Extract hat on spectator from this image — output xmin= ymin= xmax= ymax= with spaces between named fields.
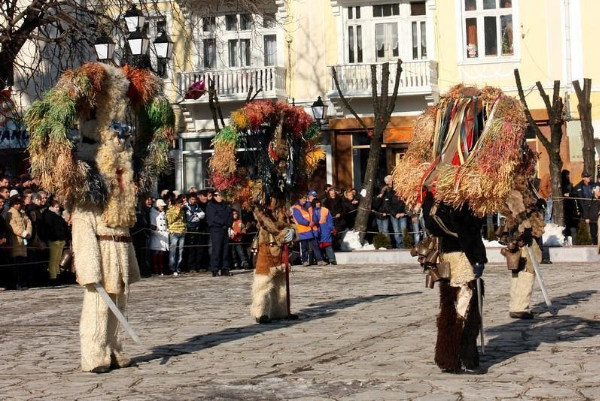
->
xmin=307 ymin=189 xmax=318 ymax=197
xmin=582 ymin=171 xmax=591 ymax=178
xmin=155 ymin=199 xmax=167 ymax=208
xmin=9 ymin=189 xmax=19 ymax=198
xmin=198 ymin=189 xmax=209 ymax=196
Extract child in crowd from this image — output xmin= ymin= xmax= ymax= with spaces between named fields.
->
xmin=312 ymin=198 xmax=336 ymax=265
xmin=230 ymin=209 xmax=250 ymax=269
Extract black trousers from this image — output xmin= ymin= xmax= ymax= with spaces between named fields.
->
xmin=210 ymin=227 xmax=231 ymax=272
xmin=184 ymin=231 xmax=205 ymax=271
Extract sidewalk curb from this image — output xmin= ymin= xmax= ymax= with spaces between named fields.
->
xmin=335 ymin=246 xmax=600 ymax=264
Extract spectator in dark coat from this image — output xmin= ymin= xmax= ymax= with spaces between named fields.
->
xmin=196 ymin=190 xmax=210 ymax=270
xmin=342 ymin=189 xmax=359 ymax=230
xmin=561 ymin=169 xmax=580 ymax=243
xmin=573 ymin=171 xmax=594 ymax=221
xmin=0 ymin=197 xmax=8 ymax=288
xmin=372 ymin=176 xmax=394 ymax=238
xmin=133 ymin=196 xmax=153 ymax=277
xmin=388 ymin=185 xmax=408 ymax=249
xmin=43 ymin=199 xmax=68 ymax=283
xmin=184 ymin=192 xmax=206 ymax=272
xmin=584 ymin=186 xmax=600 ymax=245
xmin=206 ymin=192 xmax=233 ymax=277
xmin=323 ymin=187 xmax=347 ymax=233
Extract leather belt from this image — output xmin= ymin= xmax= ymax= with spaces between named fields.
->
xmin=97 ymin=235 xmax=133 ymax=243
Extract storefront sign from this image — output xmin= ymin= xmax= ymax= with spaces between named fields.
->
xmin=384 ymin=127 xmax=412 ymax=143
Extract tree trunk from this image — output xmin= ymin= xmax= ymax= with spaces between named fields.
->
xmin=573 ymin=79 xmax=595 ymax=176
xmin=0 ymin=52 xmax=16 ymax=87
xmin=354 ymin=62 xmax=401 ymax=244
xmin=514 ymin=69 xmax=565 ymax=225
xmin=548 ymin=137 xmax=564 ymax=226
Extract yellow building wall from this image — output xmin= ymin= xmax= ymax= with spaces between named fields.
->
xmin=435 ymin=0 xmax=567 ymax=112
xmin=286 ymin=0 xmax=335 ymax=102
xmin=574 ymin=0 xmax=600 ymax=122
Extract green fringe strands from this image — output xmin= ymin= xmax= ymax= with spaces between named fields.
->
xmin=303 ymin=122 xmax=320 ymax=141
xmin=25 ymin=89 xmax=77 ymax=151
xmin=213 ymin=126 xmax=238 ymax=146
xmin=147 ymin=96 xmax=175 ymax=128
xmin=143 ymin=127 xmax=172 ymax=176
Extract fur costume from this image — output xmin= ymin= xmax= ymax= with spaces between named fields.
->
xmin=25 ymin=63 xmax=174 ymax=372
xmin=397 ymin=85 xmax=540 ymax=373
xmin=250 ymin=207 xmax=293 ymax=323
xmin=422 ymin=196 xmax=486 ymax=373
xmin=497 ymin=176 xmax=546 ymax=316
xmin=208 ymin=101 xmax=324 ymax=323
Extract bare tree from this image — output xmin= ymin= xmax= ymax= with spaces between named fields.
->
xmin=1 ymin=0 xmax=285 ymax=107
xmin=332 ymin=60 xmax=403 ymax=244
xmin=572 ymin=79 xmax=595 ymax=176
xmin=514 ymin=69 xmax=566 ymax=225
xmin=1 ymin=1 xmax=170 ymax=93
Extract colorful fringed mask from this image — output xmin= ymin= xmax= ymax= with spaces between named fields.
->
xmin=208 ymin=100 xmax=325 ymax=207
xmin=25 ymin=62 xmax=175 ymax=228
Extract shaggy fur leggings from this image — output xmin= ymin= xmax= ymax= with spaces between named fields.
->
xmin=80 ymin=286 xmax=128 ymax=372
xmin=434 ymin=280 xmax=481 ymax=373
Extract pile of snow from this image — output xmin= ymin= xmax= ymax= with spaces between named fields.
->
xmin=340 ymin=223 xmax=568 ymax=252
xmin=339 ymin=230 xmax=376 ymax=251
xmin=542 ymin=223 xmax=567 ymax=247
xmin=483 ymin=239 xmax=503 ymax=248
xmin=484 ymin=223 xmax=566 ymax=247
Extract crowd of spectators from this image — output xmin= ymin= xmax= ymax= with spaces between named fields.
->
xmin=0 ymin=166 xmax=73 ymax=290
xmin=16 ymin=166 xmax=600 ymax=289
xmin=0 ymin=166 xmax=433 ymax=289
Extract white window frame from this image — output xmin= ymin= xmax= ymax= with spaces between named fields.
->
xmin=458 ymin=0 xmax=519 ymax=64
xmin=409 ymin=2 xmax=427 ymax=60
xmin=194 ymin=12 xmax=279 ymax=70
xmin=346 ymin=6 xmax=363 ymax=64
xmin=341 ymin=2 xmax=428 ymax=65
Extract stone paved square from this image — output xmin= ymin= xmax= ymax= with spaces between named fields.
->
xmin=0 ymin=261 xmax=598 ymax=400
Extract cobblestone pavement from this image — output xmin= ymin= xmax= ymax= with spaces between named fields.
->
xmin=1 ymin=261 xmax=599 ymax=400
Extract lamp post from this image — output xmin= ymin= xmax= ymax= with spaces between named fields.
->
xmin=93 ymin=32 xmax=116 ymax=63
xmin=124 ymin=4 xmax=146 ymax=33
xmin=92 ymin=5 xmax=173 ymax=75
xmin=311 ymin=96 xmax=328 ymax=128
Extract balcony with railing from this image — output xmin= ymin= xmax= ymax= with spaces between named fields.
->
xmin=328 ymin=60 xmax=438 ymax=98
xmin=176 ymin=66 xmax=287 ymax=103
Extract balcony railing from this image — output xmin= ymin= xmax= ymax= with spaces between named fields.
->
xmin=177 ymin=66 xmax=287 ymax=102
xmin=328 ymin=60 xmax=438 ymax=96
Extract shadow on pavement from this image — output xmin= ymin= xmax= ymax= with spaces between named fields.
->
xmin=133 ymin=292 xmax=420 ymax=365
xmin=481 ymin=290 xmax=599 ymax=370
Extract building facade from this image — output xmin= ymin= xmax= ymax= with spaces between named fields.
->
xmin=4 ymin=0 xmax=600 ymax=192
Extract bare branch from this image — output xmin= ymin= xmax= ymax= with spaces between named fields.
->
xmin=535 ymin=81 xmax=553 ymax=116
xmin=385 ymin=59 xmax=402 ymax=120
xmin=331 ymin=66 xmax=368 ymax=132
xmin=514 ymin=69 xmax=550 ymax=149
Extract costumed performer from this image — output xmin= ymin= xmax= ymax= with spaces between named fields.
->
xmin=207 ymin=100 xmax=325 ymax=323
xmin=25 ymin=63 xmax=174 ymax=372
xmin=497 ymin=175 xmax=546 ymax=320
xmin=394 ymin=85 xmax=535 ymax=373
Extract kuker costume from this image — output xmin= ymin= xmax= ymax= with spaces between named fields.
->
xmin=208 ymin=100 xmax=324 ymax=323
xmin=26 ymin=63 xmax=174 ymax=372
xmin=394 ymin=85 xmax=544 ymax=373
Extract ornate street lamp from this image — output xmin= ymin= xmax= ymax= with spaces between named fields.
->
xmin=124 ymin=5 xmax=146 ymax=33
xmin=311 ymin=96 xmax=328 ymax=127
xmin=127 ymin=27 xmax=150 ymax=57
xmin=153 ymin=30 xmax=174 ymax=60
xmin=94 ymin=32 xmax=116 ymax=62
